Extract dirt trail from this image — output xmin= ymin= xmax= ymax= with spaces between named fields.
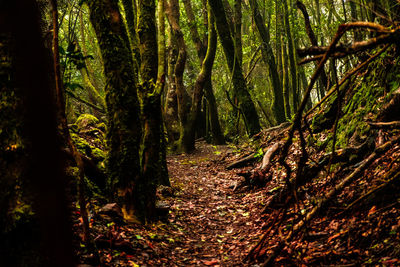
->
xmin=162 ymin=141 xmax=265 ymax=266
xmin=90 ymin=141 xmax=266 ymax=266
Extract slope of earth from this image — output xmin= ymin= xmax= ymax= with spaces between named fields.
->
xmin=79 ymin=140 xmax=267 ymax=266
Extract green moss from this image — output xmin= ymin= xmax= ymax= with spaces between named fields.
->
xmin=96 ymin=122 xmax=106 ymax=132
xmin=70 ymin=132 xmax=91 ymax=153
xmin=92 ymin=147 xmax=105 ymax=161
xmin=75 ymin=114 xmax=99 ymax=131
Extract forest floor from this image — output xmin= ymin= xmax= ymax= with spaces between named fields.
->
xmin=76 ymin=132 xmax=400 ymax=266
xmin=79 ymin=140 xmax=267 ymax=266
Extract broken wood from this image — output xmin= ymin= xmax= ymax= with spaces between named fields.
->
xmin=261 ymin=143 xmax=280 ymax=171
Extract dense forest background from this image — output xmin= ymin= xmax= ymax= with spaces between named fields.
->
xmin=1 ymin=0 xmax=400 ymax=265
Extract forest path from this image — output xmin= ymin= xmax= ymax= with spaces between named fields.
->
xmin=161 ymin=140 xmax=266 ymax=266
xmin=92 ymin=140 xmax=266 ymax=266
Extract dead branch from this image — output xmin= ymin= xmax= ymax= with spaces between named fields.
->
xmin=262 ymin=136 xmax=400 ymax=266
xmin=279 ymin=20 xmax=351 ymax=187
xmin=298 ymin=32 xmax=396 ymax=64
xmin=368 ymin=121 xmax=400 ymax=129
xmin=261 ymin=143 xmax=280 ymax=171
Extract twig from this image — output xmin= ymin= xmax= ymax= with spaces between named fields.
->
xmin=368 ymin=121 xmax=400 ymax=129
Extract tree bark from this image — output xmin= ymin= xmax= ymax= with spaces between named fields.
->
xmin=249 ymin=0 xmax=286 ymax=124
xmin=283 ymin=0 xmax=298 ymax=112
xmin=210 ymin=0 xmax=261 ymax=135
xmin=88 ymin=0 xmax=142 ymax=221
xmin=165 ymin=0 xmax=193 ymax=152
xmin=182 ymin=0 xmax=225 ymax=145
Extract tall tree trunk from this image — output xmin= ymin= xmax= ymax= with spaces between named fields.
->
xmin=165 ymin=0 xmax=193 ymax=152
xmin=283 ymin=0 xmax=298 ymax=112
xmin=157 ymin=0 xmax=170 ymax=186
xmin=210 ymin=0 xmax=261 ymax=135
xmin=282 ymin=43 xmax=291 ymax=119
xmin=164 ymin=25 xmax=179 ymax=143
xmin=121 ymin=0 xmax=140 ymax=76
xmin=87 ymin=0 xmax=142 ymax=222
xmin=249 ymin=0 xmax=286 ymax=124
xmin=182 ymin=0 xmax=225 ymax=145
xmin=137 ymin=0 xmax=165 ymax=220
xmin=234 ymin=0 xmax=243 ymax=66
xmin=185 ymin=2 xmax=219 ymax=149
xmin=1 ymin=1 xmax=74 ymax=265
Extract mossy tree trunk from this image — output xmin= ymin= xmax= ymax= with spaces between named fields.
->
xmin=249 ymin=0 xmax=286 ymax=124
xmin=209 ymin=0 xmax=261 ymax=136
xmin=182 ymin=0 xmax=225 ymax=145
xmin=185 ymin=1 xmax=219 ymax=150
xmin=137 ymin=0 xmax=169 ymax=218
xmin=87 ymin=0 xmax=142 ymax=221
xmin=121 ymin=0 xmax=140 ymax=76
xmin=157 ymin=0 xmax=170 ymax=186
xmin=164 ymin=24 xmax=179 ymax=143
xmin=165 ymin=0 xmax=193 ymax=153
xmin=282 ymin=0 xmax=298 ymax=113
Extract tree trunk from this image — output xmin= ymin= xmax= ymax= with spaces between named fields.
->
xmin=1 ymin=1 xmax=74 ymax=265
xmin=165 ymin=0 xmax=193 ymax=153
xmin=283 ymin=0 xmax=298 ymax=112
xmin=249 ymin=0 xmax=286 ymax=124
xmin=88 ymin=0 xmax=142 ymax=221
xmin=182 ymin=0 xmax=224 ymax=145
xmin=157 ymin=0 xmax=170 ymax=186
xmin=121 ymin=0 xmax=140 ymax=76
xmin=210 ymin=0 xmax=261 ymax=135
xmin=164 ymin=25 xmax=179 ymax=143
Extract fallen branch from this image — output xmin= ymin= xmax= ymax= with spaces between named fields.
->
xmin=368 ymin=121 xmax=400 ymax=129
xmin=262 ymin=136 xmax=400 ymax=266
xmin=261 ymin=143 xmax=280 ymax=171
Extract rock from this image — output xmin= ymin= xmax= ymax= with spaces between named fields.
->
xmin=98 ymin=203 xmax=124 ymax=220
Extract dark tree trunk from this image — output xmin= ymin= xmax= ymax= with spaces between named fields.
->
xmin=182 ymin=0 xmax=225 ymax=145
xmin=88 ymin=0 xmax=142 ymax=221
xmin=121 ymin=0 xmax=140 ymax=76
xmin=0 ymin=1 xmax=74 ymax=265
xmin=249 ymin=0 xmax=286 ymax=123
xmin=210 ymin=0 xmax=261 ymax=135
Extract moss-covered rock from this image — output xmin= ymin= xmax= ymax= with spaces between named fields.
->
xmin=75 ymin=114 xmax=99 ymax=131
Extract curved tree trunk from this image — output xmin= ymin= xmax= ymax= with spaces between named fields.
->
xmin=210 ymin=0 xmax=261 ymax=135
xmin=165 ymin=0 xmax=192 ymax=153
xmin=182 ymin=0 xmax=225 ymax=145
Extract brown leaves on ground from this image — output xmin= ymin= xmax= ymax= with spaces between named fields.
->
xmin=76 ymin=141 xmax=267 ymax=266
